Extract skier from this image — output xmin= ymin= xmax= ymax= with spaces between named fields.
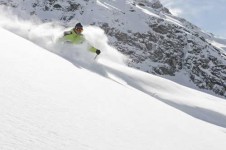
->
xmin=61 ymin=23 xmax=101 ymax=56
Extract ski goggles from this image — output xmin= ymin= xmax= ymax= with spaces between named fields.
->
xmin=75 ymin=27 xmax=83 ymax=32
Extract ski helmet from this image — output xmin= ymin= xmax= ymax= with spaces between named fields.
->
xmin=75 ymin=23 xmax=83 ymax=28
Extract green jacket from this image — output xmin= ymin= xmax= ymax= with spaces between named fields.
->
xmin=61 ymin=29 xmax=97 ymax=53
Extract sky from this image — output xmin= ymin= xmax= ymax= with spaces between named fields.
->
xmin=1 ymin=20 xmax=226 ymax=149
xmin=160 ymin=0 xmax=226 ymax=38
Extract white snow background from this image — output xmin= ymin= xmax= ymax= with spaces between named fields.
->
xmin=0 ymin=7 xmax=226 ymax=150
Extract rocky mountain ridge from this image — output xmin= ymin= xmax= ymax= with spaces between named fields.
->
xmin=0 ymin=0 xmax=226 ymax=97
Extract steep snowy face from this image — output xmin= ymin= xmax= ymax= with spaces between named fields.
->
xmin=0 ymin=0 xmax=225 ymax=98
xmin=1 ymin=27 xmax=226 ymax=150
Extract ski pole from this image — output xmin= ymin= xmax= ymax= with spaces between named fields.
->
xmin=94 ymin=54 xmax=98 ymax=60
xmin=94 ymin=50 xmax=101 ymax=60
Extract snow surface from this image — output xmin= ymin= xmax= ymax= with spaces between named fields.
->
xmin=1 ymin=15 xmax=226 ymax=150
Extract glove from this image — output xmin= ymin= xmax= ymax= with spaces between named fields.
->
xmin=96 ymin=49 xmax=101 ymax=55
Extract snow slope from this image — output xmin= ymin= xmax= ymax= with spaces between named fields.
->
xmin=1 ymin=25 xmax=226 ymax=150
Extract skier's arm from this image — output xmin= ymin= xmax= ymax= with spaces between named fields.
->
xmin=58 ymin=31 xmax=73 ymax=43
xmin=89 ymin=46 xmax=101 ymax=55
xmin=59 ymin=30 xmax=85 ymax=44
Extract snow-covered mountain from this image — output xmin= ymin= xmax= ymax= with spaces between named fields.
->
xmin=0 ymin=0 xmax=225 ymax=98
xmin=1 ymin=21 xmax=226 ymax=150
